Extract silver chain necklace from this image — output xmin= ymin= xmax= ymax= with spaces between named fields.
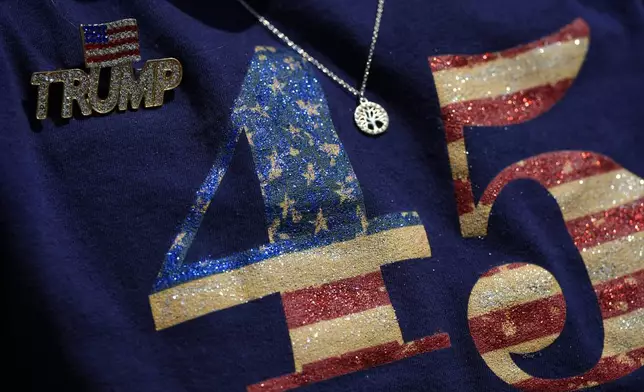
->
xmin=236 ymin=0 xmax=389 ymax=135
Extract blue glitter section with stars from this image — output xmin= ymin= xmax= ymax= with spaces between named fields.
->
xmin=152 ymin=47 xmax=426 ymax=294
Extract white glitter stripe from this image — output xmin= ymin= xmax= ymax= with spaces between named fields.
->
xmin=105 ymin=18 xmax=137 ymax=29
xmin=86 ymin=43 xmax=139 ymax=57
xmin=107 ymin=31 xmax=138 ymax=41
xmin=87 ymin=54 xmax=141 ymax=68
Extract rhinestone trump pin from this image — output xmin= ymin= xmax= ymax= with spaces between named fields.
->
xmin=31 ymin=19 xmax=182 ymax=120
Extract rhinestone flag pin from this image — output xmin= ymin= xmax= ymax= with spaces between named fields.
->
xmin=31 ymin=18 xmax=183 ymax=120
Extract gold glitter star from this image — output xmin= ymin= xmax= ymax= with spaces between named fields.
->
xmin=284 ymin=56 xmax=302 ymax=70
xmin=292 ymin=208 xmax=303 ymax=223
xmin=296 ymin=100 xmax=321 ymax=116
xmin=592 ymin=217 xmax=606 ymax=227
xmin=289 ymin=147 xmax=300 ymax=156
xmin=303 ymin=163 xmax=316 ymax=186
xmin=357 ymin=205 xmax=368 ymax=233
xmin=501 ymin=320 xmax=516 ymax=337
xmin=267 ymin=149 xmax=282 ymax=180
xmin=255 ymin=46 xmax=276 ymax=53
xmin=288 ymin=124 xmax=302 ymax=137
xmin=313 ymin=208 xmax=328 ymax=235
xmin=616 ymin=301 xmax=629 ymax=312
xmin=335 ymin=181 xmax=355 ymax=203
xmin=321 ymin=143 xmax=340 ymax=166
xmin=268 ymin=218 xmax=280 ymax=243
xmin=624 ymin=277 xmax=637 ymax=285
xmin=250 ymin=103 xmax=270 ymax=118
xmin=321 ymin=143 xmax=340 ymax=156
xmin=303 ymin=131 xmax=315 ymax=146
xmin=270 ymin=77 xmax=284 ymax=94
xmin=279 ymin=193 xmax=295 ymax=218
xmin=172 ymin=232 xmax=186 ymax=248
xmin=195 ymin=196 xmax=210 ymax=213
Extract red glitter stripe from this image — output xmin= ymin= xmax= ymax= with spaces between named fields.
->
xmin=84 ymin=35 xmax=139 ymax=50
xmin=470 ymin=269 xmax=644 ymax=354
xmin=478 ymin=151 xmax=621 ymax=207
xmin=282 ymin=271 xmax=391 ymax=329
xmin=441 ymin=79 xmax=574 ymax=135
xmin=107 ymin=25 xmax=138 ymax=34
xmin=247 ymin=333 xmax=451 ymax=392
xmin=86 ymin=49 xmax=140 ymax=64
xmin=513 ymin=346 xmax=644 ymax=391
xmin=481 ymin=263 xmax=530 ymax=277
xmin=470 ymin=295 xmax=566 ymax=354
xmin=454 ymin=179 xmax=475 ymax=215
xmin=445 ymin=123 xmax=464 ymax=144
xmin=429 ymin=18 xmax=589 ymax=72
xmin=595 ymin=268 xmax=644 ymax=320
xmin=566 ymin=198 xmax=644 ymax=249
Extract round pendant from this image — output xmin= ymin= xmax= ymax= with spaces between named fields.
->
xmin=354 ymin=100 xmax=389 ymax=135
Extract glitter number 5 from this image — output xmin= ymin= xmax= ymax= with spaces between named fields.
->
xmin=430 ymin=19 xmax=644 ymax=390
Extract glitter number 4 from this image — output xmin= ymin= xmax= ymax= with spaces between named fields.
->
xmin=150 ymin=47 xmax=451 ymax=391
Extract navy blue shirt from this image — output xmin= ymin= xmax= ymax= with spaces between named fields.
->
xmin=2 ymin=1 xmax=644 ymax=391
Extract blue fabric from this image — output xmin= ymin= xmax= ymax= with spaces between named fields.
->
xmin=1 ymin=0 xmax=643 ymax=391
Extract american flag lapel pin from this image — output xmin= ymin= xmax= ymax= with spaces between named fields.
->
xmin=31 ymin=18 xmax=183 ymax=120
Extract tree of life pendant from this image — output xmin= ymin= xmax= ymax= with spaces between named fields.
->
xmin=354 ymin=99 xmax=389 ymax=135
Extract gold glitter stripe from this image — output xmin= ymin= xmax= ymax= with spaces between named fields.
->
xmin=602 ymin=307 xmax=644 ymax=357
xmin=550 ymin=169 xmax=644 ymax=221
xmin=468 ymin=264 xmax=561 ymax=318
xmin=150 ymin=225 xmax=430 ymax=330
xmin=479 ymin=306 xmax=644 ymax=385
xmin=583 ymin=231 xmax=644 ymax=284
xmin=468 ymin=232 xmax=643 ymax=318
xmin=481 ymin=334 xmax=559 ymax=384
xmin=459 ymin=205 xmax=492 ymax=238
xmin=447 ymin=139 xmax=470 ymax=180
xmin=289 ymin=305 xmax=403 ymax=371
xmin=433 ymin=38 xmax=589 ymax=106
